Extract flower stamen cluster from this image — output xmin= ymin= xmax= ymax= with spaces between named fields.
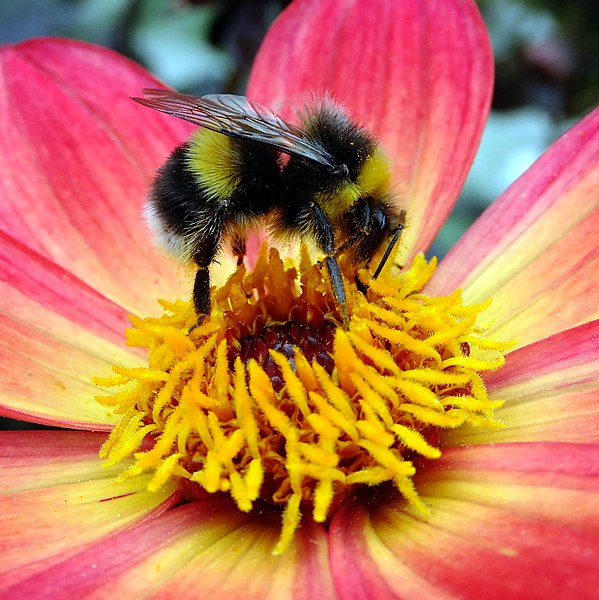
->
xmin=95 ymin=245 xmax=508 ymax=553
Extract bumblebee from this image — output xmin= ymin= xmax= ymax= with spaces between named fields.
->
xmin=133 ymin=89 xmax=406 ymax=327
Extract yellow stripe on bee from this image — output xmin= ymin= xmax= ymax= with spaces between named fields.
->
xmin=357 ymin=145 xmax=392 ymax=196
xmin=317 ymin=145 xmax=392 ymax=222
xmin=186 ymin=129 xmax=242 ymax=200
xmin=316 ymin=183 xmax=360 ymax=221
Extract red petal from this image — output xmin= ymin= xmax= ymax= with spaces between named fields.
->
xmin=0 ymin=38 xmax=190 ymax=315
xmin=330 ymin=443 xmax=599 ymax=599
xmin=152 ymin=508 xmax=334 ymax=600
xmin=447 ymin=320 xmax=599 ymax=446
xmin=4 ymin=499 xmax=335 ymax=599
xmin=0 ymin=431 xmax=177 ymax=591
xmin=430 ymin=107 xmax=599 ymax=348
xmin=0 ymin=230 xmax=141 ymax=428
xmin=247 ymin=0 xmax=493 ymax=256
xmin=0 ymin=430 xmax=117 ymax=493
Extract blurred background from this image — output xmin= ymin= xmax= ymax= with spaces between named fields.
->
xmin=0 ymin=0 xmax=597 ymax=430
xmin=1 ymin=0 xmax=597 ymax=254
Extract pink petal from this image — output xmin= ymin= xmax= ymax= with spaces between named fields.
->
xmin=0 ymin=230 xmax=140 ymax=428
xmin=247 ymin=0 xmax=493 ymax=256
xmin=446 ymin=319 xmax=599 ymax=446
xmin=429 ymin=107 xmax=599 ymax=348
xmin=0 ymin=430 xmax=120 ymax=493
xmin=4 ymin=499 xmax=335 ymax=600
xmin=0 ymin=38 xmax=190 ymax=315
xmin=0 ymin=431 xmax=177 ymax=591
xmin=150 ymin=507 xmax=335 ymax=600
xmin=330 ymin=443 xmax=599 ymax=599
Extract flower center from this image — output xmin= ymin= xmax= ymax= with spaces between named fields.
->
xmin=236 ymin=320 xmax=336 ymax=391
xmin=95 ymin=245 xmax=508 ymax=554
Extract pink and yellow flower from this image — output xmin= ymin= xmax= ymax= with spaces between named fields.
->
xmin=1 ymin=0 xmax=599 ymax=598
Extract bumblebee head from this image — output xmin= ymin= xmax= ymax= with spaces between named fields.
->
xmin=285 ymin=100 xmax=393 ymax=219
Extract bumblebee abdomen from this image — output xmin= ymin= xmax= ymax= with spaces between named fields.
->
xmin=145 ymin=143 xmax=206 ymax=261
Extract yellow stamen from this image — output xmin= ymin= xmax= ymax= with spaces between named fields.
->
xmin=94 ymin=245 xmax=510 ymax=554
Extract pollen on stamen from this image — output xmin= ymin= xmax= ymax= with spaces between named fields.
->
xmin=94 ymin=244 xmax=511 ymax=554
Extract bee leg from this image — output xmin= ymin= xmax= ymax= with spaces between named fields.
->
xmin=324 ymin=256 xmax=350 ymax=328
xmin=311 ymin=203 xmax=350 ymax=328
xmin=372 ymin=209 xmax=407 ymax=279
xmin=192 ymin=267 xmax=211 ymax=319
xmin=334 ymin=201 xmax=373 ymax=258
xmin=230 ymin=232 xmax=247 ymax=267
xmin=190 ymin=235 xmax=221 ymax=328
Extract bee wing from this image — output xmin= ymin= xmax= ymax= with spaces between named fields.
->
xmin=134 ymin=89 xmax=339 ymax=171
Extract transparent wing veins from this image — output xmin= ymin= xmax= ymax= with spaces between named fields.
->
xmin=133 ymin=89 xmax=338 ymax=170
